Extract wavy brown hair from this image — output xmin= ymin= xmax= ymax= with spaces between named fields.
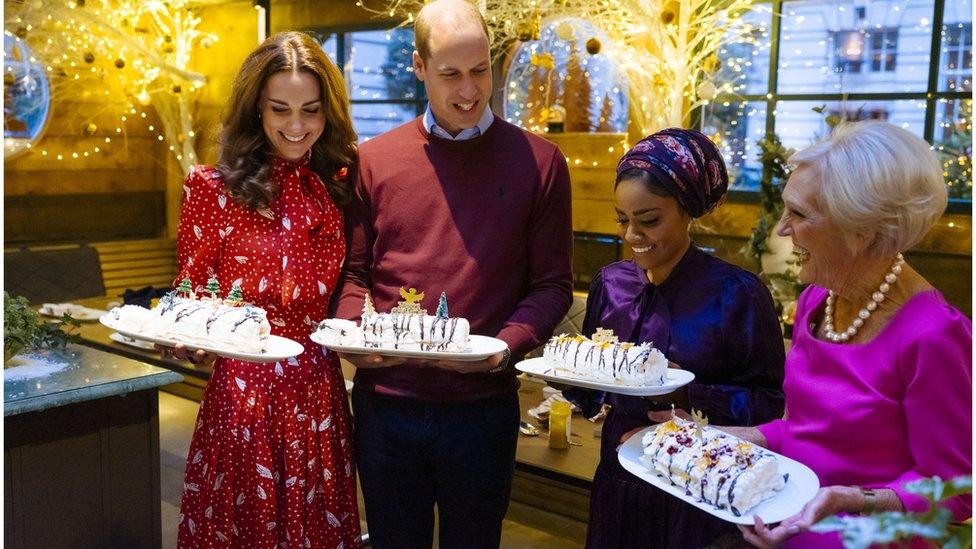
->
xmin=217 ymin=31 xmax=357 ymax=209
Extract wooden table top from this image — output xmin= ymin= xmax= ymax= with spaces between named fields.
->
xmin=515 ymin=375 xmax=601 ymax=484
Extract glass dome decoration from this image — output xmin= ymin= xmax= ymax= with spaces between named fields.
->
xmin=504 ymin=17 xmax=628 ymax=134
xmin=4 ymin=33 xmax=51 ymax=159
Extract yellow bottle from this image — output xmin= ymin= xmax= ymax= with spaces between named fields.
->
xmin=548 ymin=400 xmax=572 ymax=450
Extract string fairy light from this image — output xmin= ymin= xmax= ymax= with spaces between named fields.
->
xmin=358 ymin=0 xmax=759 ymax=135
xmin=5 ymin=0 xmax=217 ymax=171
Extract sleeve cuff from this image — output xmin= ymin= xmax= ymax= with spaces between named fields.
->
xmin=885 ymin=471 xmax=932 ymax=514
xmin=757 ymin=419 xmax=785 ymax=452
xmin=495 ymin=324 xmax=537 ymax=360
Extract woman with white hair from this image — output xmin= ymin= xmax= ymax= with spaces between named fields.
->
xmin=717 ymin=120 xmax=972 ymax=547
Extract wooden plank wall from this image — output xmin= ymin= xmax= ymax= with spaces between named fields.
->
xmin=4 ymin=99 xmax=168 ymax=243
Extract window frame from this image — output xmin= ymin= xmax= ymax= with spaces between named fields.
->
xmin=311 ymin=24 xmax=427 ymax=139
xmin=706 ymin=0 xmax=971 ymax=212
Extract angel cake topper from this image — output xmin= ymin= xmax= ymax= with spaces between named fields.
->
xmin=391 ymin=287 xmax=427 ymax=315
xmin=691 ymin=408 xmax=709 ymax=443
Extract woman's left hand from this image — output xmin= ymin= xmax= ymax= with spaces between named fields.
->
xmin=737 ymin=486 xmax=860 ymax=547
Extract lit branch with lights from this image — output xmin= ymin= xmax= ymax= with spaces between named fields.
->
xmin=357 ymin=0 xmax=759 ymax=135
xmin=5 ymin=0 xmax=216 ymax=172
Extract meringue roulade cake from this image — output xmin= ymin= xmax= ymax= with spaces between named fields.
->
xmin=542 ymin=328 xmax=668 ymax=386
xmin=317 ymin=289 xmax=470 ymax=352
xmin=105 ymin=281 xmax=271 ymax=354
xmin=640 ymin=416 xmax=787 ymax=516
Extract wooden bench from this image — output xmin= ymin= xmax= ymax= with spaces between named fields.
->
xmin=89 ymin=239 xmax=178 ymax=299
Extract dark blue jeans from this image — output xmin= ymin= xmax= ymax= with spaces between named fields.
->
xmin=351 ymin=387 xmax=520 ymax=549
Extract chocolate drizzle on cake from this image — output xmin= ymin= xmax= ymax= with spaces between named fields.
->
xmin=542 ymin=333 xmax=667 ymax=387
xmin=639 ymin=418 xmax=787 ymax=516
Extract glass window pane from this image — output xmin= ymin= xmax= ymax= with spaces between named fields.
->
xmin=701 ymin=100 xmax=768 ymax=190
xmin=773 ymin=99 xmax=926 ymax=156
xmin=777 ymin=1 xmax=933 ymax=94
xmin=933 ymin=98 xmax=972 ymax=200
xmin=346 ymin=29 xmax=417 ymax=101
xmin=351 ymin=102 xmax=417 ymax=142
xmin=320 ymin=33 xmax=339 ymax=65
xmin=714 ymin=6 xmax=773 ymax=96
xmin=939 ymin=0 xmax=973 ymax=91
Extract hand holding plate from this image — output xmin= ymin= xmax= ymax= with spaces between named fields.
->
xmin=428 ymin=350 xmax=506 ymax=374
xmin=338 ymin=352 xmax=407 ymax=369
xmin=157 ymin=342 xmax=217 ymax=366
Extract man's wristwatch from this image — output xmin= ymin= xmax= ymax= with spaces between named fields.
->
xmin=487 ymin=348 xmax=512 ymax=373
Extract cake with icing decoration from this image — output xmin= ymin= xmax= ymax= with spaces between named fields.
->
xmin=317 ymin=288 xmax=470 ymax=352
xmin=640 ymin=414 xmax=787 ymax=516
xmin=104 ymin=278 xmax=271 ymax=354
xmin=542 ymin=328 xmax=668 ymax=386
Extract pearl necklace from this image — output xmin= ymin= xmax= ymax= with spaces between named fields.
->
xmin=823 ymin=253 xmax=905 ymax=343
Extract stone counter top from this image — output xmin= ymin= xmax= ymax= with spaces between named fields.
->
xmin=4 ymin=344 xmax=183 ymax=416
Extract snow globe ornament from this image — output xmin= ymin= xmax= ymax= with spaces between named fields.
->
xmin=4 ymin=33 xmax=51 ymax=159
xmin=503 ymin=17 xmax=628 ymax=134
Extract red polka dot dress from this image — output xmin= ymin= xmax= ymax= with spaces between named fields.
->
xmin=175 ymin=156 xmax=360 ymax=548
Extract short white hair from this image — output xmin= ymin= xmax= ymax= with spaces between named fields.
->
xmin=789 ymin=120 xmax=947 ymax=258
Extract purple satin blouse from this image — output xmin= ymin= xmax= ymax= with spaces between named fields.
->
xmin=569 ymin=245 xmax=786 ymax=426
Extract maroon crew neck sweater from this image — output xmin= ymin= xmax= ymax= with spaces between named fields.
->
xmin=333 ymin=115 xmax=574 ymax=401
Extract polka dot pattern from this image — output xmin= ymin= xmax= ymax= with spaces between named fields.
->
xmin=175 ymin=160 xmax=359 ymax=548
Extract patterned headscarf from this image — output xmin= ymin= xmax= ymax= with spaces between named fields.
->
xmin=615 ymin=128 xmax=729 ymax=218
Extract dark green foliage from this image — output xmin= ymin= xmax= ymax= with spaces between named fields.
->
xmin=4 ymin=292 xmax=81 ymax=363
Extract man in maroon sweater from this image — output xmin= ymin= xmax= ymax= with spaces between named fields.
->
xmin=331 ymin=0 xmax=573 ymax=546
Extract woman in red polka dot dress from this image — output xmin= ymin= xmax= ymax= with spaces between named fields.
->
xmin=174 ymin=32 xmax=360 ymax=548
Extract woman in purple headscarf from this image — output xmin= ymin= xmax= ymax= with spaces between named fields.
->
xmin=565 ymin=128 xmax=786 ymax=548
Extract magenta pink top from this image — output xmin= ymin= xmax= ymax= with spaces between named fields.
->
xmin=758 ymin=286 xmax=972 ymax=547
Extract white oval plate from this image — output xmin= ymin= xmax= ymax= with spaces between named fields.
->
xmin=311 ymin=331 xmax=507 ymax=362
xmin=38 ymin=304 xmax=106 ymax=321
xmin=515 ymin=357 xmax=695 ymax=396
xmin=617 ymin=425 xmax=820 ymax=524
xmin=109 ymin=331 xmax=158 ymax=351
xmin=101 ymin=316 xmax=304 ymax=363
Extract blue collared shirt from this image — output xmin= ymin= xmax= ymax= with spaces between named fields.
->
xmin=422 ymin=103 xmax=494 ymax=140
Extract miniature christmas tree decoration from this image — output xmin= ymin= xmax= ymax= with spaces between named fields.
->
xmin=205 ymin=276 xmax=221 ymax=299
xmin=225 ymin=283 xmax=244 ymax=305
xmin=362 ymin=293 xmax=376 ymax=317
xmin=177 ymin=278 xmax=194 ymax=296
xmin=436 ymin=292 xmax=449 ymax=319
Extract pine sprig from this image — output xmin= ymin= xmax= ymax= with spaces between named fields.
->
xmin=4 ymin=292 xmax=82 ymax=364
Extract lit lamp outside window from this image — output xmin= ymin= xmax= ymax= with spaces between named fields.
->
xmin=254 ymin=0 xmax=269 ymax=44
